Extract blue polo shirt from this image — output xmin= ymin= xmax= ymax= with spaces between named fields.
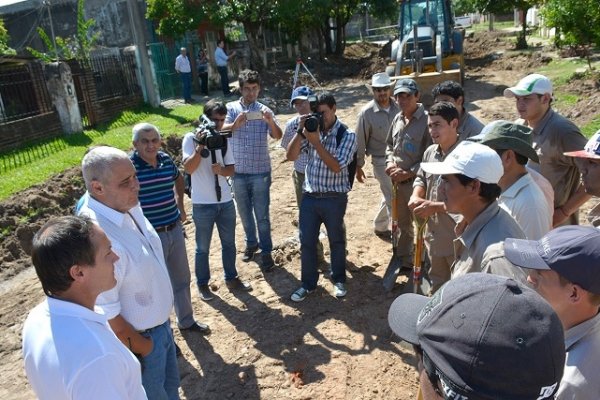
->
xmin=130 ymin=150 xmax=180 ymax=228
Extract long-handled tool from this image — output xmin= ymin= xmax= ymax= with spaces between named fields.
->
xmin=382 ymin=183 xmax=402 ymax=291
xmin=400 ymin=217 xmax=430 ymax=295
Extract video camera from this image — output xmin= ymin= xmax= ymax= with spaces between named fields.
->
xmin=304 ymin=95 xmax=324 ymax=132
xmin=193 ymin=114 xmax=232 ymax=151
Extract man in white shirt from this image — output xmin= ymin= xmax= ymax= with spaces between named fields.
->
xmin=22 ymin=215 xmax=147 ymax=400
xmin=478 ymin=120 xmax=552 ymax=239
xmin=505 ymin=226 xmax=600 ymax=399
xmin=78 ymin=146 xmax=180 ymax=400
xmin=175 ymin=47 xmax=192 ymax=103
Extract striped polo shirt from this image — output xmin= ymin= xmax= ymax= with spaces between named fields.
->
xmin=130 ymin=151 xmax=180 ymax=228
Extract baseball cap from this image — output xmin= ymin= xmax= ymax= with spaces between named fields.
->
xmin=371 ymin=72 xmax=392 ymax=88
xmin=388 ymin=273 xmax=565 ymax=400
xmin=290 ymin=86 xmax=313 ymax=106
xmin=393 ymin=78 xmax=418 ymax=95
xmin=478 ymin=120 xmax=539 ymax=162
xmin=564 ymin=130 xmax=600 ymax=159
xmin=504 ymin=73 xmax=553 ymax=98
xmin=505 ymin=225 xmax=600 ymax=294
xmin=420 ymin=141 xmax=503 ymax=184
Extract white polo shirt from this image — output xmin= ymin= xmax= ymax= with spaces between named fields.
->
xmin=22 ymin=297 xmax=147 ymax=400
xmin=79 ymin=198 xmax=173 ymax=330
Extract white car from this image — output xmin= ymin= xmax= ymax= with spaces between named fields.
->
xmin=455 ymin=16 xmax=472 ymax=28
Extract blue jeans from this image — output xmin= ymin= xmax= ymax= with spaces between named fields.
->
xmin=217 ymin=66 xmax=230 ymax=95
xmin=232 ymin=172 xmax=273 ymax=254
xmin=192 ymin=201 xmax=238 ymax=286
xmin=180 ymin=72 xmax=191 ymax=101
xmin=299 ymin=192 xmax=348 ymax=290
xmin=157 ymin=221 xmax=194 ymax=329
xmin=140 ymin=320 xmax=180 ymax=400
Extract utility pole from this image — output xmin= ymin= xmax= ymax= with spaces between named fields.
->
xmin=43 ymin=0 xmax=59 ymax=60
xmin=126 ymin=0 xmax=160 ymax=107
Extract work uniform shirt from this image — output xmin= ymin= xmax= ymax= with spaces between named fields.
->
xmin=498 ymin=172 xmax=552 ymax=240
xmin=457 ymin=111 xmax=484 ymax=142
xmin=302 ymin=119 xmax=357 ymax=194
xmin=480 ymin=242 xmax=529 ymax=285
xmin=519 ymin=108 xmax=588 ymax=222
xmin=282 ymin=115 xmax=308 ymax=173
xmin=22 ymin=297 xmax=147 ymax=400
xmin=79 ymin=198 xmax=174 ymax=330
xmin=355 ymin=98 xmax=399 ymax=167
xmin=452 ymin=201 xmax=525 ymax=278
xmin=130 ymin=151 xmax=180 ymax=229
xmin=414 ymin=142 xmax=460 ymax=257
xmin=226 ymin=99 xmax=280 ymax=174
xmin=556 ymin=312 xmax=600 ymax=399
xmin=385 ymin=103 xmax=431 ymax=173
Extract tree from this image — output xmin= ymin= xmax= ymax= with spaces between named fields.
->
xmin=146 ymin=0 xmax=207 ymax=39
xmin=27 ymin=0 xmax=98 ymax=63
xmin=541 ymin=0 xmax=600 ymax=69
xmin=0 ymin=19 xmax=16 ymax=55
xmin=471 ymin=0 xmax=541 ymax=49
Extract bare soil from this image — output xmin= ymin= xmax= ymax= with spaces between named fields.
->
xmin=1 ymin=31 xmax=599 ymax=399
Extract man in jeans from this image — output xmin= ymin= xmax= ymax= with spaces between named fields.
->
xmin=286 ymin=92 xmax=357 ymax=301
xmin=214 ymin=39 xmax=236 ymax=97
xmin=223 ymin=69 xmax=283 ymax=271
xmin=174 ymin=47 xmax=192 ymax=103
xmin=182 ymin=100 xmax=252 ymax=301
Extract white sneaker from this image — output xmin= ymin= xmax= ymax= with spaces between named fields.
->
xmin=334 ymin=282 xmax=347 ymax=298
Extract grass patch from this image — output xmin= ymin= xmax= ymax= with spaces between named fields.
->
xmin=0 ymin=104 xmax=201 ymax=201
xmin=582 ymin=117 xmax=600 ymax=138
xmin=469 ymin=21 xmax=514 ymax=33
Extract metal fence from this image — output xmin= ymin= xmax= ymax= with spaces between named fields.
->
xmin=90 ymin=50 xmax=141 ymax=100
xmin=0 ymin=62 xmax=54 ymax=123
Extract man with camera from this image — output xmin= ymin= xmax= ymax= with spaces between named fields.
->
xmin=286 ymin=92 xmax=357 ymax=302
xmin=223 ymin=69 xmax=283 ymax=272
xmin=182 ymin=100 xmax=252 ymax=302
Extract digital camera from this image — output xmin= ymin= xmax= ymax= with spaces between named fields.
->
xmin=193 ymin=115 xmax=232 ymax=151
xmin=304 ymin=95 xmax=323 ymax=132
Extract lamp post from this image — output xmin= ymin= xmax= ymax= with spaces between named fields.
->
xmin=43 ymin=0 xmax=59 ymax=60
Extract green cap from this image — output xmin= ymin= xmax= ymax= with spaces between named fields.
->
xmin=479 ymin=121 xmax=539 ymax=163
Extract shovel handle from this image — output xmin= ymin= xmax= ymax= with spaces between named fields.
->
xmin=413 ymin=217 xmax=429 ymax=293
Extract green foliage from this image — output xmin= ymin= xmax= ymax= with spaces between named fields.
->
xmin=146 ymin=0 xmax=208 ymax=39
xmin=541 ymin=0 xmax=600 ymax=68
xmin=27 ymin=0 xmax=98 ymax=62
xmin=453 ymin=0 xmax=478 ymax=16
xmin=0 ymin=19 xmax=16 ymax=55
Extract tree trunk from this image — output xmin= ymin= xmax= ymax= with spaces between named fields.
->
xmin=488 ymin=13 xmax=494 ymax=31
xmin=335 ymin=15 xmax=344 ymax=55
xmin=516 ymin=8 xmax=528 ymax=49
xmin=244 ymin=22 xmax=265 ymax=71
xmin=322 ymin=19 xmax=333 ymax=55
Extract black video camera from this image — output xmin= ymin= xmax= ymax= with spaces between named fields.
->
xmin=304 ymin=95 xmax=323 ymax=132
xmin=193 ymin=115 xmax=232 ymax=151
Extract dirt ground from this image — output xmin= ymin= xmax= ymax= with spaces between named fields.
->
xmin=1 ymin=31 xmax=599 ymax=399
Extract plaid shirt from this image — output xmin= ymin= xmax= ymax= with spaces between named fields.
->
xmin=281 ymin=115 xmax=308 ymax=173
xmin=226 ymin=99 xmax=280 ymax=174
xmin=303 ymin=119 xmax=357 ymax=193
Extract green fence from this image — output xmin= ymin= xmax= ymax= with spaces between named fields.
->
xmin=149 ymin=42 xmax=180 ymax=100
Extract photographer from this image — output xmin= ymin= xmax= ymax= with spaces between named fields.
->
xmin=286 ymin=92 xmax=357 ymax=302
xmin=182 ymin=100 xmax=252 ymax=302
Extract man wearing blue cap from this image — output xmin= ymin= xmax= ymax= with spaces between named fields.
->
xmin=356 ymin=73 xmax=399 ymax=238
xmin=281 ymin=86 xmax=326 ymax=265
xmin=505 ymin=226 xmax=600 ymax=399
xmin=385 ymin=78 xmax=431 ymax=270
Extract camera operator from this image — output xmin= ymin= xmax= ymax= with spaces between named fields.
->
xmin=182 ymin=100 xmax=252 ymax=302
xmin=286 ymin=92 xmax=357 ymax=302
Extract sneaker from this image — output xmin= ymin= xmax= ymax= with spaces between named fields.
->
xmin=198 ymin=285 xmax=214 ymax=301
xmin=242 ymin=245 xmax=259 ymax=262
xmin=180 ymin=322 xmax=211 ymax=335
xmin=290 ymin=287 xmax=312 ymax=302
xmin=333 ymin=282 xmax=347 ymax=298
xmin=374 ymin=230 xmax=392 ymax=240
xmin=261 ymin=253 xmax=275 ymax=272
xmin=226 ymin=277 xmax=253 ymax=291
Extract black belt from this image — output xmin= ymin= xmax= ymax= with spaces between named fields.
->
xmin=155 ymin=222 xmax=177 ymax=233
xmin=306 ymin=192 xmax=346 ymax=198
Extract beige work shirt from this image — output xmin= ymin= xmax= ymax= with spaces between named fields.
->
xmin=452 ymin=201 xmax=525 ymax=278
xmin=414 ymin=142 xmax=460 ymax=257
xmin=457 ymin=111 xmax=484 ymax=142
xmin=519 ymin=108 xmax=588 ymax=219
xmin=385 ymin=103 xmax=431 ymax=173
xmin=481 ymin=242 xmax=529 ymax=285
xmin=355 ymin=99 xmax=400 ymax=167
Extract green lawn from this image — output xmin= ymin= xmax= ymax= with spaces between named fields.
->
xmin=0 ymin=104 xmax=201 ymax=201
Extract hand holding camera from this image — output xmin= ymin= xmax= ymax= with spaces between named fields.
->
xmin=193 ymin=115 xmax=232 ymax=151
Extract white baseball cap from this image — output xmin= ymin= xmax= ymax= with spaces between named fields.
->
xmin=420 ymin=141 xmax=503 ymax=184
xmin=504 ymin=74 xmax=553 ymax=98
xmin=371 ymin=72 xmax=392 ymax=88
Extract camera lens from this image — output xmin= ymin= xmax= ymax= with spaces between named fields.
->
xmin=305 ymin=116 xmax=319 ymax=132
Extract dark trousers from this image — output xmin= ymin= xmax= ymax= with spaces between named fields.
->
xmin=180 ymin=72 xmax=192 ymax=101
xmin=299 ymin=192 xmax=348 ymax=290
xmin=217 ymin=66 xmax=231 ymax=95
xmin=198 ymin=71 xmax=208 ymax=95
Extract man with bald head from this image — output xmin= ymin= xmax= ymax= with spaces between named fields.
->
xmin=79 ymin=146 xmax=180 ymax=399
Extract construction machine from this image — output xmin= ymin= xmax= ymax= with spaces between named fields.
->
xmin=386 ymin=0 xmax=465 ymax=105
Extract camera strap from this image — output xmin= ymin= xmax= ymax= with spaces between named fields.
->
xmin=210 ymin=149 xmax=222 ymax=202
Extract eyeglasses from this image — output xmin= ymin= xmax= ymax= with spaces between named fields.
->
xmin=210 ymin=117 xmax=226 ymax=122
xmin=373 ymin=87 xmax=389 ymax=92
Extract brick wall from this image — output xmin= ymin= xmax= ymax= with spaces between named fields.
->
xmin=0 ymin=112 xmax=62 ymax=152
